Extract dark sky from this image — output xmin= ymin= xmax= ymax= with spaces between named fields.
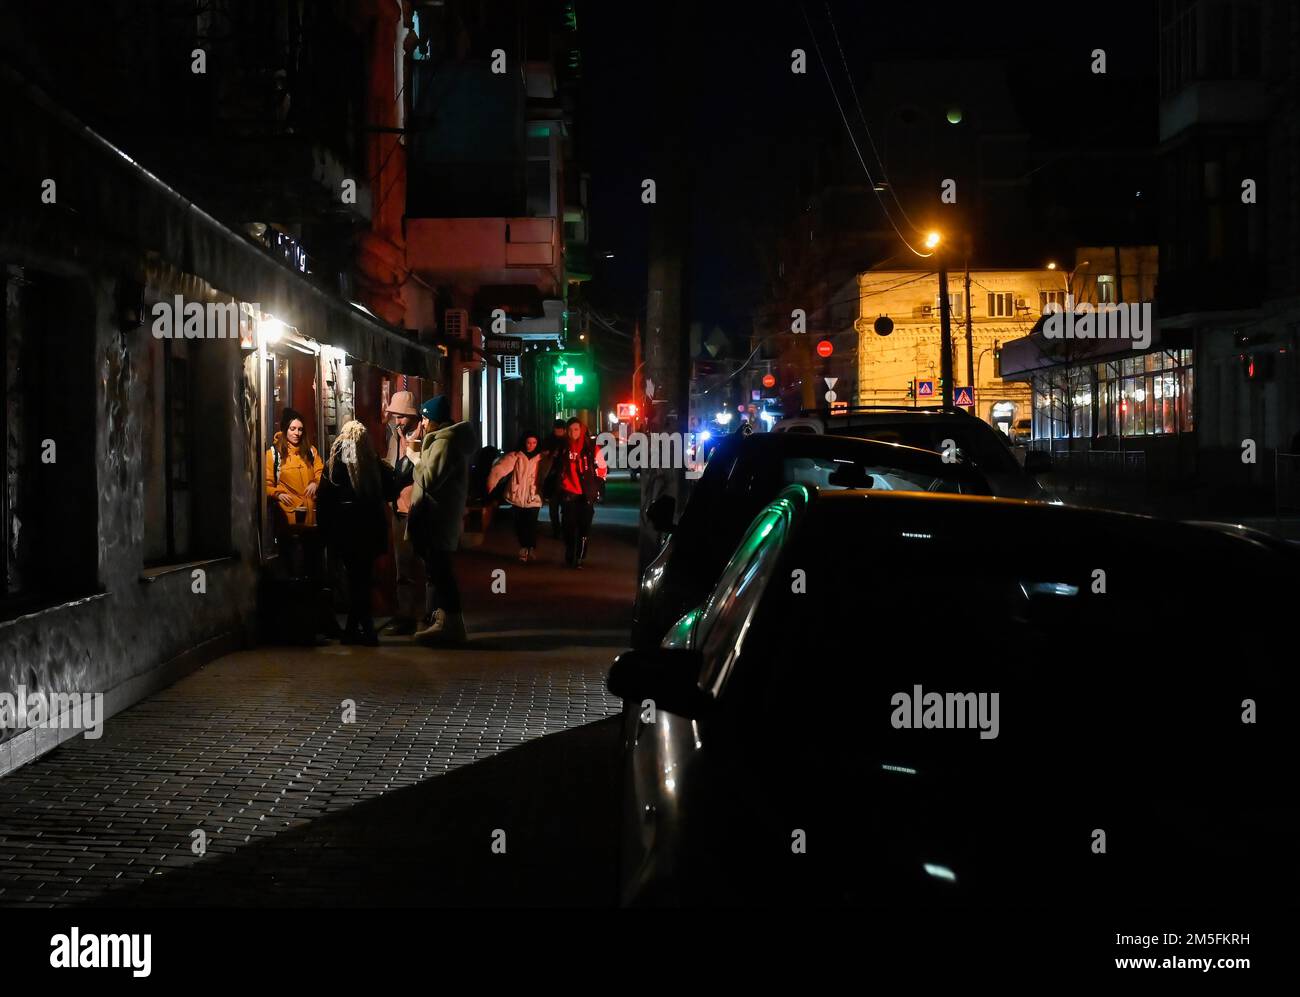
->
xmin=577 ymin=0 xmax=1157 ymax=338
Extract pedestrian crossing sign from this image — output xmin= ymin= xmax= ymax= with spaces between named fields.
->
xmin=916 ymin=379 xmax=934 ymax=397
xmin=954 ymin=387 xmax=975 ymax=407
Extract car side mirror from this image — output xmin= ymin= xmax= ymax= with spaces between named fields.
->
xmin=1023 ymin=451 xmax=1052 ymax=474
xmin=646 ymin=494 xmax=676 ymax=533
xmin=607 ymin=648 xmax=713 ymax=720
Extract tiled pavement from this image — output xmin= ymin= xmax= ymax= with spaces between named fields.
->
xmin=0 ymin=498 xmax=639 ymax=907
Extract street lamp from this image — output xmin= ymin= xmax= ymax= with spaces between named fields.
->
xmin=924 ymin=231 xmax=942 ymax=251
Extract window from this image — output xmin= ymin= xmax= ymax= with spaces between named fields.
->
xmin=1097 ymin=274 xmax=1116 ymax=303
xmin=144 ymin=339 xmax=194 ymax=562
xmin=145 ymin=330 xmax=235 ymax=566
xmin=696 ymin=497 xmax=798 ymax=695
xmin=935 ymin=292 xmax=962 ymax=318
xmin=1040 ymin=289 xmax=1067 ymax=313
xmin=2 ymin=270 xmax=98 ymax=609
xmin=987 ymin=291 xmax=1014 ymax=317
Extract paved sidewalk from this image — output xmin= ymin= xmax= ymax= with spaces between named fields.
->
xmin=0 ymin=499 xmax=639 ymax=907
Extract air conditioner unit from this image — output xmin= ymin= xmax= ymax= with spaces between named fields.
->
xmin=443 ymin=308 xmax=469 ymax=341
xmin=921 ymin=305 xmax=933 ymax=316
xmin=502 ymin=354 xmax=522 ymax=379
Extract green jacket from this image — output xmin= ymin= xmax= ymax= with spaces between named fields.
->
xmin=407 ymin=421 xmax=477 ymax=551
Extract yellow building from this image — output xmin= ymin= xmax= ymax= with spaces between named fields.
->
xmin=852 ymin=249 xmax=1158 ymax=437
xmin=852 ymin=266 xmax=1061 ymax=433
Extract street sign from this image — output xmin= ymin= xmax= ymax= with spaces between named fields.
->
xmin=917 ymin=379 xmax=935 ymax=397
xmin=824 ymin=390 xmax=837 ymax=404
xmin=761 ymin=373 xmax=776 ymax=389
xmin=816 ymin=340 xmax=833 ymax=357
xmin=824 ymin=376 xmax=838 ymax=389
xmin=616 ymin=403 xmax=638 ymax=421
xmin=483 ymin=335 xmax=523 ymax=355
xmin=954 ymin=386 xmax=975 ymax=407
xmin=831 ymin=400 xmax=848 ymax=415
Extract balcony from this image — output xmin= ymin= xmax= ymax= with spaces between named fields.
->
xmin=406 ymin=217 xmax=561 ymax=295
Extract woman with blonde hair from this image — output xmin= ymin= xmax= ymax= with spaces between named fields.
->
xmin=317 ymin=421 xmax=396 ymax=645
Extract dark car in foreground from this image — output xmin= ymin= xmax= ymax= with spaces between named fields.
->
xmin=630 ymin=431 xmax=991 ymax=649
xmin=773 ymin=405 xmax=1049 ymax=499
xmin=609 ymin=485 xmax=1296 ymax=907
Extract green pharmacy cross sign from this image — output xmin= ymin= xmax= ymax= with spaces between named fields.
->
xmin=551 ymin=354 xmax=597 ymax=408
xmin=556 ymin=366 xmax=584 ymax=392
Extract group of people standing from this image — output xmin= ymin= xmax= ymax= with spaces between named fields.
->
xmin=264 ymin=393 xmax=474 ymax=648
xmin=488 ymin=417 xmax=607 ymax=569
xmin=263 ymin=400 xmax=607 ymax=649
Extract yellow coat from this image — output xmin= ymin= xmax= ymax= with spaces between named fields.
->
xmin=265 ymin=434 xmax=324 ymax=526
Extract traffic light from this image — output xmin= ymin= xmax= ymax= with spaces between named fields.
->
xmin=906 ymin=381 xmax=915 ymax=399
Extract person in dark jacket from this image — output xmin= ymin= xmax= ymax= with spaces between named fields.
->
xmin=318 ymin=421 xmax=395 ymax=646
xmin=541 ymin=418 xmax=568 ymax=538
xmin=542 ymin=417 xmax=607 ymax=568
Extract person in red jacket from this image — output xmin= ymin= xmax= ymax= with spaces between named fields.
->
xmin=543 ymin=417 xmax=607 ymax=568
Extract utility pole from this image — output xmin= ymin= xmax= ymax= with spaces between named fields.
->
xmin=632 ymin=320 xmax=642 ymax=432
xmin=965 ymin=257 xmax=975 ymax=410
xmin=938 ymin=252 xmax=954 ymax=409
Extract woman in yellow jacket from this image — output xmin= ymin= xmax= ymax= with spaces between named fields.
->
xmin=264 ymin=408 xmax=324 ymax=526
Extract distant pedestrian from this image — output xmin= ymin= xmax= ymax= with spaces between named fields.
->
xmin=382 ymin=390 xmax=424 ymax=635
xmin=408 ymin=395 xmax=477 ymax=645
xmin=488 ymin=431 xmax=544 ymax=562
xmin=317 ymin=421 xmax=396 ymax=646
xmin=541 ymin=418 xmax=568 ymax=538
xmin=543 ymin=417 xmax=607 ymax=568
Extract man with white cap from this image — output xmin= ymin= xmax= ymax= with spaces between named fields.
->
xmin=382 ymin=389 xmax=424 ymax=635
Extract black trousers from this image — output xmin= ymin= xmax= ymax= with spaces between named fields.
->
xmin=548 ymin=493 xmax=562 ymax=535
xmin=514 ymin=506 xmax=540 ymax=548
xmin=422 ymin=548 xmax=462 ymax=616
xmin=340 ymin=549 xmax=375 ymax=633
xmin=560 ymin=493 xmax=594 ymax=563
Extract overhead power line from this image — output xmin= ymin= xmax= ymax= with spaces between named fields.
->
xmin=799 ymin=3 xmax=933 ymax=259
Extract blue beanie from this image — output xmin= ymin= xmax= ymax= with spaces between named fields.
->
xmin=420 ymin=395 xmax=451 ymax=424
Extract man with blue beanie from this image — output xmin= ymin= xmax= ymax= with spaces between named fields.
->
xmin=407 ymin=394 xmax=476 ymax=645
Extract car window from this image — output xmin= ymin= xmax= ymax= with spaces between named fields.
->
xmin=694 ymin=491 xmax=800 ymax=695
xmin=780 ymin=455 xmax=974 ymax=494
xmin=840 ymin=422 xmax=1020 ymax=473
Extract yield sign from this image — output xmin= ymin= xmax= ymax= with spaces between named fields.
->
xmin=824 ymin=376 xmax=838 ymax=389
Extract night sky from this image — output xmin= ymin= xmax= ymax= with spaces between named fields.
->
xmin=578 ymin=0 xmax=1157 ymax=340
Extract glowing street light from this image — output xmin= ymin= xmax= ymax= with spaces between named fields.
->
xmin=924 ymin=231 xmax=942 ymax=251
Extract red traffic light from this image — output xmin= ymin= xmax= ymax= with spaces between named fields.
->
xmin=816 ymin=340 xmax=833 ymax=358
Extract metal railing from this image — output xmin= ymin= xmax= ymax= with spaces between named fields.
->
xmin=1043 ymin=446 xmax=1147 ymax=504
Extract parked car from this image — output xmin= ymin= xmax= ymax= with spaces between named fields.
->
xmin=609 ymin=485 xmax=1296 ymax=907
xmin=773 ymin=405 xmax=1048 ymax=499
xmin=630 ymin=431 xmax=991 ymax=649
